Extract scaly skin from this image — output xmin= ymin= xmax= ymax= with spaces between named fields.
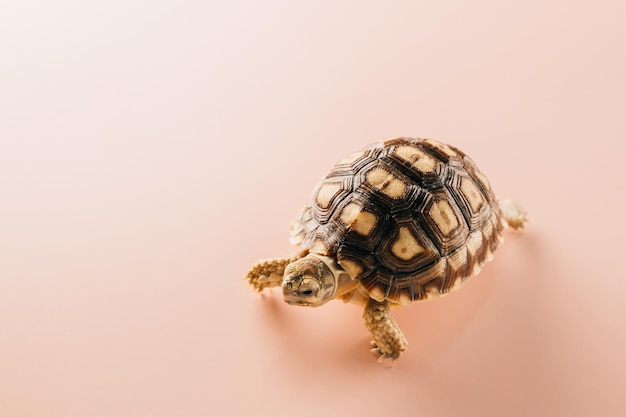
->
xmin=363 ymin=298 xmax=408 ymax=363
xmin=246 ymin=250 xmax=307 ymax=292
xmin=499 ymin=199 xmax=527 ymax=230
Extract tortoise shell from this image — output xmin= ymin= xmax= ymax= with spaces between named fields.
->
xmin=290 ymin=137 xmax=506 ymax=305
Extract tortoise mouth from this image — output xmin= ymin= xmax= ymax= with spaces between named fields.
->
xmin=283 ymin=291 xmax=323 ymax=307
xmin=285 ymin=299 xmax=314 ymax=307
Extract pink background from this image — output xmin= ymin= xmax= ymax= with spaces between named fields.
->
xmin=1 ymin=1 xmax=625 ymax=416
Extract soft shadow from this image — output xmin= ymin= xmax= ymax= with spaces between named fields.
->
xmin=250 ymin=229 xmax=548 ymax=377
xmin=397 ymin=229 xmax=565 ymax=415
xmin=392 ymin=252 xmax=501 ymax=367
xmin=252 ymin=288 xmax=392 ymax=370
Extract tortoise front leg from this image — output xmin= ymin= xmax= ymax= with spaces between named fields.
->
xmin=363 ymin=298 xmax=408 ymax=363
xmin=246 ymin=250 xmax=307 ymax=293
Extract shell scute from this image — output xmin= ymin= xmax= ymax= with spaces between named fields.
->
xmin=375 ymin=217 xmax=440 ymax=274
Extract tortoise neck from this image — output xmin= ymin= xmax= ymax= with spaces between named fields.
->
xmin=306 ymin=253 xmax=358 ymax=300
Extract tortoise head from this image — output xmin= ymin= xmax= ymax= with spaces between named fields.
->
xmin=282 ymin=255 xmax=336 ymax=307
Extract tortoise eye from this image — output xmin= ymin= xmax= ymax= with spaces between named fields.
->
xmin=300 ymin=289 xmax=314 ymax=296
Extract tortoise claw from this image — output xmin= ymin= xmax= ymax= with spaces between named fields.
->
xmin=370 ymin=341 xmax=400 ymax=365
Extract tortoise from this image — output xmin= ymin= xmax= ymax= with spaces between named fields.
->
xmin=246 ymin=137 xmax=525 ymax=362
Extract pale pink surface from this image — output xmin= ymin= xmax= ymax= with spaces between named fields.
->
xmin=1 ymin=1 xmax=625 ymax=416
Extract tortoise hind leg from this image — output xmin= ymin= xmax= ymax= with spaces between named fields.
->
xmin=246 ymin=250 xmax=307 ymax=293
xmin=363 ymin=298 xmax=408 ymax=364
xmin=498 ymin=199 xmax=527 ymax=230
